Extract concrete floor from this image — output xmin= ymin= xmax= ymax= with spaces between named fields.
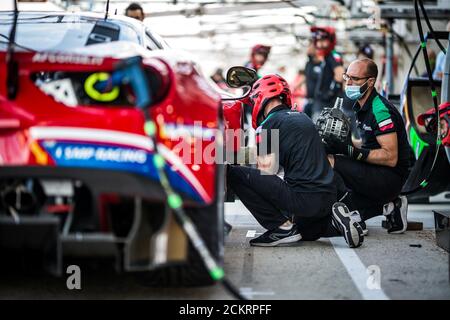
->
xmin=0 ymin=202 xmax=449 ymax=300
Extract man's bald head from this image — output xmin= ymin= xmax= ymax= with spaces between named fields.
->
xmin=349 ymin=58 xmax=378 ymax=80
xmin=344 ymin=58 xmax=378 ymax=102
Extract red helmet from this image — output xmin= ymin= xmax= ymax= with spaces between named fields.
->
xmin=311 ymin=26 xmax=336 ymax=56
xmin=250 ymin=74 xmax=292 ymax=128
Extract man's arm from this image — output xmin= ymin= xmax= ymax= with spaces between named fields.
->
xmin=325 ymin=131 xmax=398 ymax=167
xmin=256 ymin=123 xmax=279 ymax=174
xmin=257 ymin=153 xmax=278 ymax=174
xmin=366 ymin=132 xmax=398 ymax=167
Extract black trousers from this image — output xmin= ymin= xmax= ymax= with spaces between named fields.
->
xmin=333 ymin=155 xmax=408 ymax=221
xmin=227 ymin=165 xmax=338 ymax=241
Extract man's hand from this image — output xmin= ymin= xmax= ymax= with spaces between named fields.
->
xmin=322 ymin=139 xmax=348 ymax=154
xmin=323 ymin=135 xmax=370 ymax=161
xmin=322 ymin=129 xmax=352 ymax=155
xmin=322 ymin=138 xmax=347 ymax=155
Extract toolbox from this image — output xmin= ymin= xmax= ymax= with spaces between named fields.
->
xmin=433 ymin=210 xmax=450 ymax=253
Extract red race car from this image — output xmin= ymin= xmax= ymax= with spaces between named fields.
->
xmin=0 ymin=11 xmax=250 ymax=286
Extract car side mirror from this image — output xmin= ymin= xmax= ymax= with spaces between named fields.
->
xmin=226 ymin=66 xmax=258 ymax=88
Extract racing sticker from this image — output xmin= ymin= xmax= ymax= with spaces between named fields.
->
xmin=44 ymin=141 xmax=155 ymax=176
xmin=41 ymin=141 xmax=204 ymax=202
xmin=32 ymin=53 xmax=104 ymax=66
xmin=30 ymin=126 xmax=154 ymax=151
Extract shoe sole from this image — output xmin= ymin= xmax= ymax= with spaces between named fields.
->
xmin=332 ymin=202 xmax=364 ymax=248
xmin=250 ymin=234 xmax=302 ymax=247
xmin=359 ymin=222 xmax=368 ymax=236
xmin=388 ymin=196 xmax=408 ymax=234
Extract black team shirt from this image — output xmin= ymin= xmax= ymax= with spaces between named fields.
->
xmin=256 ymin=105 xmax=335 ymax=194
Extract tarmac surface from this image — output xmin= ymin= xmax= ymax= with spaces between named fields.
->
xmin=0 ymin=202 xmax=449 ymax=300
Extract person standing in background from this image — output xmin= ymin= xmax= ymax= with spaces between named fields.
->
xmin=125 ymin=3 xmax=145 ymax=21
xmin=303 ymin=41 xmax=322 ymax=117
xmin=245 ymin=44 xmax=271 ymax=76
xmin=433 ymin=21 xmax=450 ymax=80
xmin=357 ymin=43 xmax=375 ymax=60
xmin=304 ymin=27 xmax=345 ymax=123
xmin=242 ymin=45 xmax=272 ymax=142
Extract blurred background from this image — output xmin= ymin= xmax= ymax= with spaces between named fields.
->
xmin=0 ymin=0 xmax=449 ymax=95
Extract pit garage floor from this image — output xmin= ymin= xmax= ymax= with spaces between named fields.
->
xmin=0 ymin=202 xmax=449 ymax=300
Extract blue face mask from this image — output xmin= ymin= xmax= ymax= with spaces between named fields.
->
xmin=345 ymin=79 xmax=370 ymax=100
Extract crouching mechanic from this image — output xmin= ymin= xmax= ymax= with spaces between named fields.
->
xmin=227 ymin=74 xmax=365 ymax=248
xmin=325 ymin=58 xmax=410 ymax=234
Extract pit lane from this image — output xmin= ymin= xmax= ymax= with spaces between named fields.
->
xmin=0 ymin=201 xmax=448 ymax=300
